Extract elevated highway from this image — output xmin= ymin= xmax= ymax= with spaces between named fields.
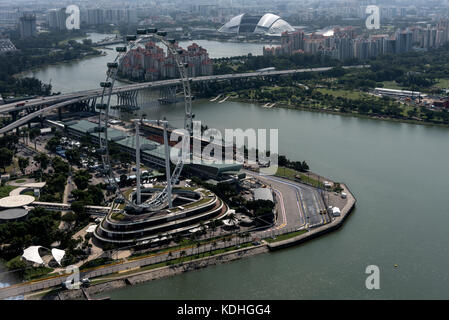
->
xmin=0 ymin=65 xmax=368 ymax=134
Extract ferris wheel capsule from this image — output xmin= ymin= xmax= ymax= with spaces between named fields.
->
xmin=100 ymin=82 xmax=112 ymax=88
xmin=107 ymin=62 xmax=118 ymax=69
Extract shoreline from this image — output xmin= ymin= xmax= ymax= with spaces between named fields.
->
xmin=25 ymin=179 xmax=356 ymax=300
xmin=227 ymin=96 xmax=449 ymax=129
xmin=108 ymin=77 xmax=449 ymax=129
xmin=12 ymin=51 xmax=105 ymax=79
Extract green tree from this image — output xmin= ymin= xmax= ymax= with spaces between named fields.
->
xmin=45 ymin=136 xmax=60 ymax=152
xmin=18 ymin=157 xmax=29 ymax=174
xmin=34 ymin=153 xmax=49 ymax=171
xmin=29 ymin=128 xmax=40 ymax=150
xmin=52 ymin=157 xmax=69 ymax=175
xmin=0 ymin=148 xmax=13 ymax=172
xmin=65 ymin=148 xmax=81 ymax=166
xmin=73 ymin=170 xmax=91 ymax=190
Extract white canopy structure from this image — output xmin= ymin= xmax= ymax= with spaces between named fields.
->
xmin=51 ymin=248 xmax=66 ymax=266
xmin=22 ymin=246 xmax=66 ymax=266
xmin=222 ymin=219 xmax=238 ymax=226
xmin=22 ymin=246 xmax=44 ymax=265
xmin=86 ymin=225 xmax=97 ymax=233
xmin=219 ymin=13 xmax=294 ymax=36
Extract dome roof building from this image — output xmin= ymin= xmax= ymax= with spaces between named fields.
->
xmin=219 ymin=13 xmax=295 ymax=36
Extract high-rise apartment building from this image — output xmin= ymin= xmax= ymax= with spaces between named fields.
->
xmin=19 ymin=14 xmax=36 ymax=39
xmin=48 ymin=8 xmax=68 ymax=31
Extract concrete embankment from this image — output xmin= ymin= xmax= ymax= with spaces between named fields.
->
xmin=267 ymin=183 xmax=356 ymax=251
xmin=44 ymin=245 xmax=269 ymax=300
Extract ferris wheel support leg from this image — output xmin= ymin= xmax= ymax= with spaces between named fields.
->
xmin=135 ymin=121 xmax=141 ymax=205
xmin=163 ymin=122 xmax=173 ymax=209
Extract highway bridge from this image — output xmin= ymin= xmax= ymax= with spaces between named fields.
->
xmin=0 ymin=65 xmax=368 ymax=134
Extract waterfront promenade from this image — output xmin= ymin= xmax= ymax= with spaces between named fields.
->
xmin=0 ymin=173 xmax=355 ymax=300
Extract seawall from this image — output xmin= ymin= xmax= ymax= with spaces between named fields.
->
xmin=43 ymin=245 xmax=269 ymax=300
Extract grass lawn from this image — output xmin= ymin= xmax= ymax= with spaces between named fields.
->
xmin=433 ymin=78 xmax=449 ymax=89
xmin=0 ymin=185 xmax=17 ymax=197
xmin=111 ymin=211 xmax=125 ymax=221
xmin=381 ymin=81 xmax=405 ymax=90
xmin=275 ymin=167 xmax=324 ymax=188
xmin=316 ymin=88 xmax=368 ymax=99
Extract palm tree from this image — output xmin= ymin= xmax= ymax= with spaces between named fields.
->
xmin=180 ymin=250 xmax=186 ymax=263
xmin=211 ymin=241 xmax=217 ymax=255
xmin=195 ymin=241 xmax=201 ymax=258
xmin=210 ymin=222 xmax=217 ymax=236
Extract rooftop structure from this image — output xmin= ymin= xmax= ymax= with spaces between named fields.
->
xmin=0 ymin=208 xmax=29 ymax=222
xmin=374 ymin=87 xmax=425 ymax=98
xmin=66 ymin=120 xmax=242 ymax=179
xmin=0 ymin=38 xmax=17 ymax=55
xmin=0 ymin=195 xmax=35 ymax=208
xmin=94 ymin=188 xmax=229 ymax=244
xmin=253 ymin=188 xmax=274 ymax=202
xmin=219 ymin=13 xmax=294 ymax=36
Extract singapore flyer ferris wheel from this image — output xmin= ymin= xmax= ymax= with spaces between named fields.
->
xmin=96 ymin=28 xmax=193 ymax=213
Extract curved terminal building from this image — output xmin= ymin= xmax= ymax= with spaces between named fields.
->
xmin=94 ymin=188 xmax=229 ymax=245
xmin=219 ymin=13 xmax=295 ymax=36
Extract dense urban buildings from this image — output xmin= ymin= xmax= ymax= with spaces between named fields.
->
xmin=119 ymin=42 xmax=213 ymax=81
xmin=264 ymin=19 xmax=449 ymax=60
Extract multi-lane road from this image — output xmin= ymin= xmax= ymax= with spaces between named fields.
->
xmin=245 ymin=171 xmax=329 ymax=230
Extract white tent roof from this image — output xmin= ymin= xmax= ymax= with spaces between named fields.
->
xmin=223 ymin=219 xmax=238 ymax=226
xmin=51 ymin=248 xmax=66 ymax=266
xmin=22 ymin=246 xmax=44 ymax=265
xmin=86 ymin=225 xmax=97 ymax=233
